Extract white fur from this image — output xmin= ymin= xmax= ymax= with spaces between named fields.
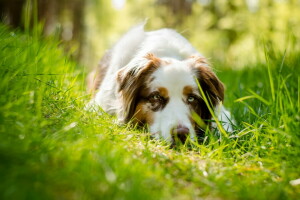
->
xmin=214 ymin=104 xmax=234 ymax=132
xmin=149 ymin=60 xmax=198 ymax=142
xmin=87 ymin=25 xmax=233 ymax=142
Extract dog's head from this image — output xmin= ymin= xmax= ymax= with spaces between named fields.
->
xmin=117 ymin=54 xmax=224 ymax=143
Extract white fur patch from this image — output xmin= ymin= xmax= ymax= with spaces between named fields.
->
xmin=149 ymin=60 xmax=198 ymax=142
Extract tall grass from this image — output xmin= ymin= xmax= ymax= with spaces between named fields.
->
xmin=0 ymin=23 xmax=299 ymax=200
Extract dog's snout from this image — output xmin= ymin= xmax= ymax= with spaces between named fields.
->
xmin=172 ymin=124 xmax=190 ymax=143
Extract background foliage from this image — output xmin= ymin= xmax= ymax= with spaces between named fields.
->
xmin=1 ymin=0 xmax=300 ymax=67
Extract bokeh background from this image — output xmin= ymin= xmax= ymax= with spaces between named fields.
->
xmin=1 ymin=0 xmax=300 ymax=69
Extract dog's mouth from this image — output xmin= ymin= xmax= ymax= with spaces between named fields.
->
xmin=173 ymin=133 xmax=188 ymax=144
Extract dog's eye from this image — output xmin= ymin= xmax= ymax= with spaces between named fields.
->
xmin=149 ymin=93 xmax=163 ymax=102
xmin=187 ymin=96 xmax=195 ymax=103
xmin=153 ymin=94 xmax=161 ymax=100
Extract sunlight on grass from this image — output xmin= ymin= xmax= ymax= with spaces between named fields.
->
xmin=0 ymin=23 xmax=299 ymax=200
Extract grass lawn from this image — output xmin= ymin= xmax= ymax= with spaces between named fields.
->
xmin=0 ymin=24 xmax=299 ymax=199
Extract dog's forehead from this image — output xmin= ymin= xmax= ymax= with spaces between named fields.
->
xmin=150 ymin=60 xmax=197 ymax=94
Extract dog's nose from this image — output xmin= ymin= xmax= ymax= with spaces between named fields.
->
xmin=174 ymin=124 xmax=190 ymax=135
xmin=172 ymin=124 xmax=190 ymax=143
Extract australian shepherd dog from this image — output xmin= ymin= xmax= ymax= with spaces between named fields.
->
xmin=87 ymin=25 xmax=233 ymax=143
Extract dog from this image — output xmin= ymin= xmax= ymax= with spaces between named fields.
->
xmin=87 ymin=25 xmax=233 ymax=143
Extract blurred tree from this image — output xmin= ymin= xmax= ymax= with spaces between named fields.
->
xmin=38 ymin=0 xmax=59 ymax=35
xmin=38 ymin=0 xmax=86 ymax=59
xmin=157 ymin=0 xmax=194 ymax=22
xmin=0 ymin=0 xmax=25 ymax=27
xmin=0 ymin=0 xmax=299 ymax=67
xmin=0 ymin=0 xmax=85 ymax=59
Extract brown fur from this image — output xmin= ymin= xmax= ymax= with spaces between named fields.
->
xmin=183 ymin=85 xmax=196 ymax=96
xmin=132 ymin=87 xmax=170 ymax=126
xmin=133 ymin=100 xmax=154 ymax=126
xmin=117 ymin=54 xmax=161 ymax=122
xmin=157 ymin=87 xmax=169 ymax=99
xmin=183 ymin=85 xmax=208 ymax=137
xmin=190 ymin=56 xmax=224 ymax=106
xmin=188 ymin=57 xmax=225 ymax=134
xmin=197 ymin=66 xmax=224 ymax=105
xmin=144 ymin=53 xmax=162 ymax=66
xmin=147 ymin=91 xmax=169 ymax=112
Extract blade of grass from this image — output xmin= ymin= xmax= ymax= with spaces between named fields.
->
xmin=194 ymin=77 xmax=228 ymax=139
xmin=264 ymin=47 xmax=275 ymax=102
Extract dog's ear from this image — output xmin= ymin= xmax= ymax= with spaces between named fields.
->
xmin=190 ymin=56 xmax=224 ymax=106
xmin=116 ymin=54 xmax=160 ymax=123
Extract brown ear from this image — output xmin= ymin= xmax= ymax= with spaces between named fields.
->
xmin=117 ymin=54 xmax=160 ymax=122
xmin=191 ymin=56 xmax=224 ymax=106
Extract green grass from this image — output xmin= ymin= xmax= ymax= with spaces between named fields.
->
xmin=0 ymin=24 xmax=299 ymax=200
